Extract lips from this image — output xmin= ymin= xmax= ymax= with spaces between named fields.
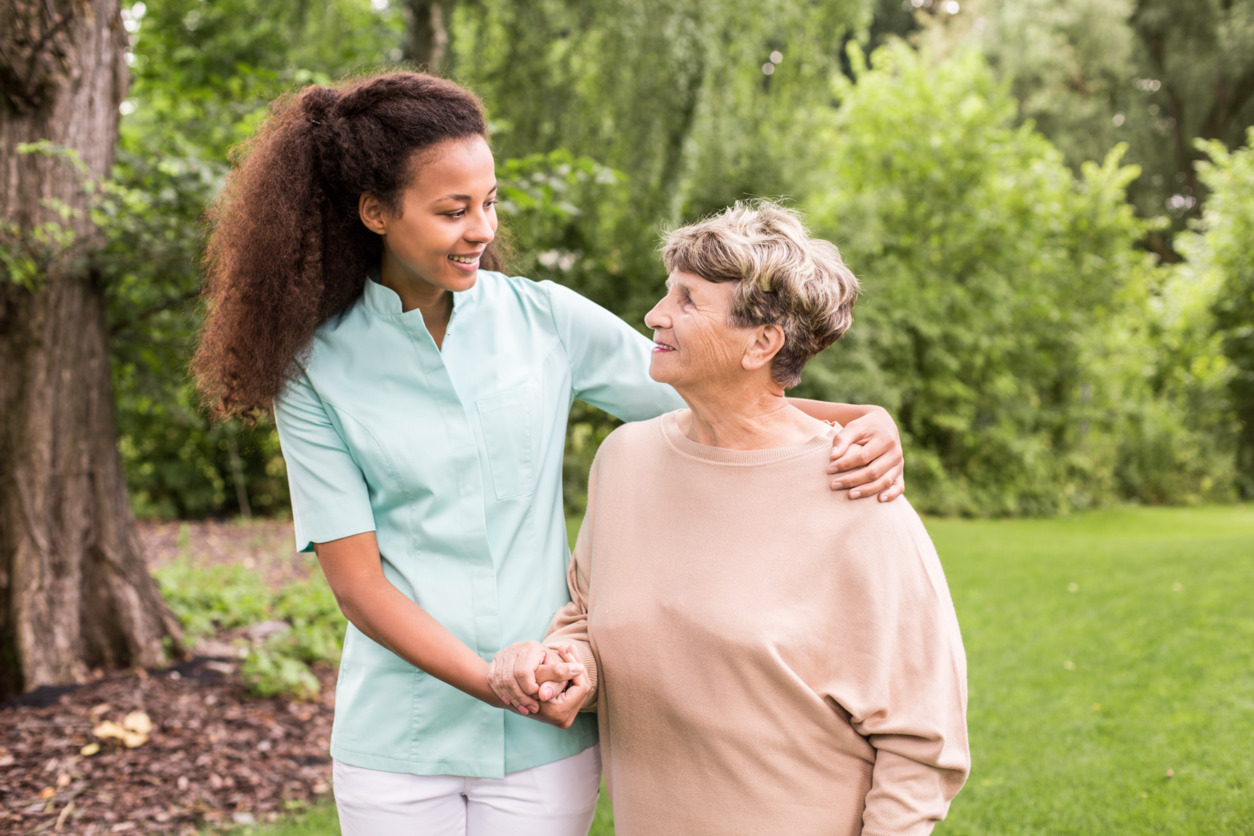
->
xmin=652 ymin=339 xmax=676 ymax=352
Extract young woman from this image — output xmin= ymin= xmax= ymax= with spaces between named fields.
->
xmin=192 ymin=71 xmax=906 ymax=836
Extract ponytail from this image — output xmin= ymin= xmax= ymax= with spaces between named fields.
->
xmin=193 ymin=72 xmax=494 ymax=420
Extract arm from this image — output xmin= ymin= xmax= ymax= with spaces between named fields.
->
xmin=274 ymin=373 xmax=553 ymax=713
xmin=545 ymin=280 xmax=684 ymax=423
xmin=314 ymin=532 xmax=506 ymax=709
xmin=487 ymin=538 xmax=597 ymax=721
xmin=825 ymin=508 xmax=969 ymax=833
xmin=789 ymin=399 xmax=906 ymax=501
xmin=543 ymin=444 xmax=602 ymax=706
xmin=545 ymin=282 xmax=905 ymax=499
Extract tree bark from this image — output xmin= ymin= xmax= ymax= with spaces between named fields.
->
xmin=0 ymin=0 xmax=182 ymax=700
xmin=403 ymin=0 xmax=452 ymax=71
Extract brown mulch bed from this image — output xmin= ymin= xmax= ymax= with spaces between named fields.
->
xmin=0 ymin=520 xmax=335 ymax=835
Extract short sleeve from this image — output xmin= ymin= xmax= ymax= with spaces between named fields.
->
xmin=273 ymin=370 xmax=377 ymax=553
xmin=542 ymin=281 xmax=684 ymax=421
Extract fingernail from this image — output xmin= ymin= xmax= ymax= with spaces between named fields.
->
xmin=832 ymin=481 xmax=844 ymax=489
xmin=849 ymin=489 xmax=862 ymax=499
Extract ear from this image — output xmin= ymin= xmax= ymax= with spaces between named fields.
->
xmin=358 ymin=193 xmax=388 ymax=235
xmin=741 ymin=323 xmax=785 ymax=373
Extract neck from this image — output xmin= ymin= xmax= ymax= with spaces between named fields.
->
xmin=379 ymin=259 xmax=453 ymax=346
xmin=678 ymin=381 xmax=829 ymax=450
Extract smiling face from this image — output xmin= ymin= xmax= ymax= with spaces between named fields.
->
xmin=363 ymin=135 xmax=498 ymax=310
xmin=644 ymin=270 xmax=759 ymax=393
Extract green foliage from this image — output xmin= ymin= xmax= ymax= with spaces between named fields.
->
xmin=153 ymin=539 xmax=346 ymax=700
xmin=153 ymin=532 xmax=274 ymax=645
xmin=1190 ymin=131 xmax=1254 ymax=497
xmin=97 ymin=1 xmax=1246 ymax=519
xmin=800 ymin=43 xmax=1229 ymax=514
xmin=917 ymin=0 xmax=1254 ymax=241
xmin=452 ymin=0 xmax=874 ymax=324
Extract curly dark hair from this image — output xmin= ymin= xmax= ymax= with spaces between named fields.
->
xmin=192 ymin=71 xmax=504 ymax=420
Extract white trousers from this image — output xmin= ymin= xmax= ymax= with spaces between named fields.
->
xmin=332 ymin=744 xmax=602 ymax=836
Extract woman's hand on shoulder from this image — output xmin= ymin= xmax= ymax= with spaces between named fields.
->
xmin=829 ymin=405 xmax=906 ymax=502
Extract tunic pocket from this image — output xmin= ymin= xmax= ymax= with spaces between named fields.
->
xmin=476 ymin=385 xmax=535 ymax=500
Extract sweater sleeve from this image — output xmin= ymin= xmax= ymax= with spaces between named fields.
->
xmin=545 ymin=449 xmax=602 ymax=711
xmin=822 ymin=503 xmax=970 ymax=835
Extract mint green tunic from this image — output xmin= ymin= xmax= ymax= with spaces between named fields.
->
xmin=273 ymin=271 xmax=681 ymax=778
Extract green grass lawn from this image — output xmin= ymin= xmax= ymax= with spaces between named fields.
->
xmin=931 ymin=505 xmax=1254 ymax=835
xmin=227 ymin=505 xmax=1253 ymax=835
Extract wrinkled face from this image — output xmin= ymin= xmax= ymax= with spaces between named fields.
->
xmin=374 ymin=135 xmax=498 ymax=297
xmin=644 ymin=270 xmax=755 ymax=392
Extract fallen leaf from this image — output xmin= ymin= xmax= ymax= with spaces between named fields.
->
xmin=123 ymin=711 xmax=152 ymax=735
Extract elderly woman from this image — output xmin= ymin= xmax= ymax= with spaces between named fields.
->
xmin=491 ymin=201 xmax=969 ymax=835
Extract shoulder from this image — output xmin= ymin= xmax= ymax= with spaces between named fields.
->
xmin=833 ymin=494 xmax=945 ymax=581
xmin=463 ymin=271 xmax=564 ymax=328
xmin=596 ymin=413 xmax=671 ymax=462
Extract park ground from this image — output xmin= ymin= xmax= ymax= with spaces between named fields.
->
xmin=1 ymin=505 xmax=1252 ymax=835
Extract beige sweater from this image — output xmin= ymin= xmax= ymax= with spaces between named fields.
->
xmin=547 ymin=411 xmax=969 ymax=836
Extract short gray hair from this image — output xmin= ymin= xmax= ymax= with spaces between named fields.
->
xmin=660 ymin=200 xmax=859 ymax=387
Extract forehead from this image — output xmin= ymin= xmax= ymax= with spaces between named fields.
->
xmin=407 ymin=135 xmax=496 ymax=195
xmin=667 ymin=269 xmax=712 ymax=288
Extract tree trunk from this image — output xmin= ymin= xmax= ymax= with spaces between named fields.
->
xmin=403 ymin=0 xmax=452 ymax=71
xmin=0 ymin=0 xmax=182 ymax=700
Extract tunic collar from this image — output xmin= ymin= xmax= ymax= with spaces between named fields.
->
xmin=360 ymin=270 xmax=480 ymax=318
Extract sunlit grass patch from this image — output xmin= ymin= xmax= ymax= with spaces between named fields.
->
xmin=932 ymin=505 xmax=1254 ymax=835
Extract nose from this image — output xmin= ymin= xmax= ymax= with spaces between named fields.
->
xmin=467 ymin=207 xmax=496 ymax=244
xmin=644 ymin=297 xmax=668 ymax=330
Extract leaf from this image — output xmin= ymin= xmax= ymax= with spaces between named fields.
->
xmin=93 ymin=716 xmax=150 ymax=748
xmin=123 ymin=711 xmax=153 ymax=735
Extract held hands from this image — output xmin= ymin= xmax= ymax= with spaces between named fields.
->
xmin=488 ymin=641 xmax=591 ymax=729
xmin=829 ymin=406 xmax=906 ymax=502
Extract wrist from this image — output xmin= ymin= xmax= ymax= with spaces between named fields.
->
xmin=466 ymin=657 xmax=507 ymax=708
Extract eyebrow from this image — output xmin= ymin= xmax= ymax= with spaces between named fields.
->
xmin=436 ymin=184 xmax=498 ymax=201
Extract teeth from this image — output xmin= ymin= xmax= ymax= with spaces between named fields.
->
xmin=449 ymin=255 xmax=478 ymax=264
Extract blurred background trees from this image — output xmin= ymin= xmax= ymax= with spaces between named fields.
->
xmin=37 ymin=0 xmax=1252 ymax=523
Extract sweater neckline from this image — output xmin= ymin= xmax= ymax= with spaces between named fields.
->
xmin=659 ymin=410 xmax=836 ymax=466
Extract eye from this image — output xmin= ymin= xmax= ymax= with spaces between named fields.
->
xmin=484 ymin=199 xmax=497 ymax=210
xmin=444 ymin=209 xmax=466 ymax=218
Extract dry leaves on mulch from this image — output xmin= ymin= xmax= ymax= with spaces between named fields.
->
xmin=0 ymin=520 xmax=336 ymax=835
xmin=0 ymin=658 xmax=336 ymax=835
